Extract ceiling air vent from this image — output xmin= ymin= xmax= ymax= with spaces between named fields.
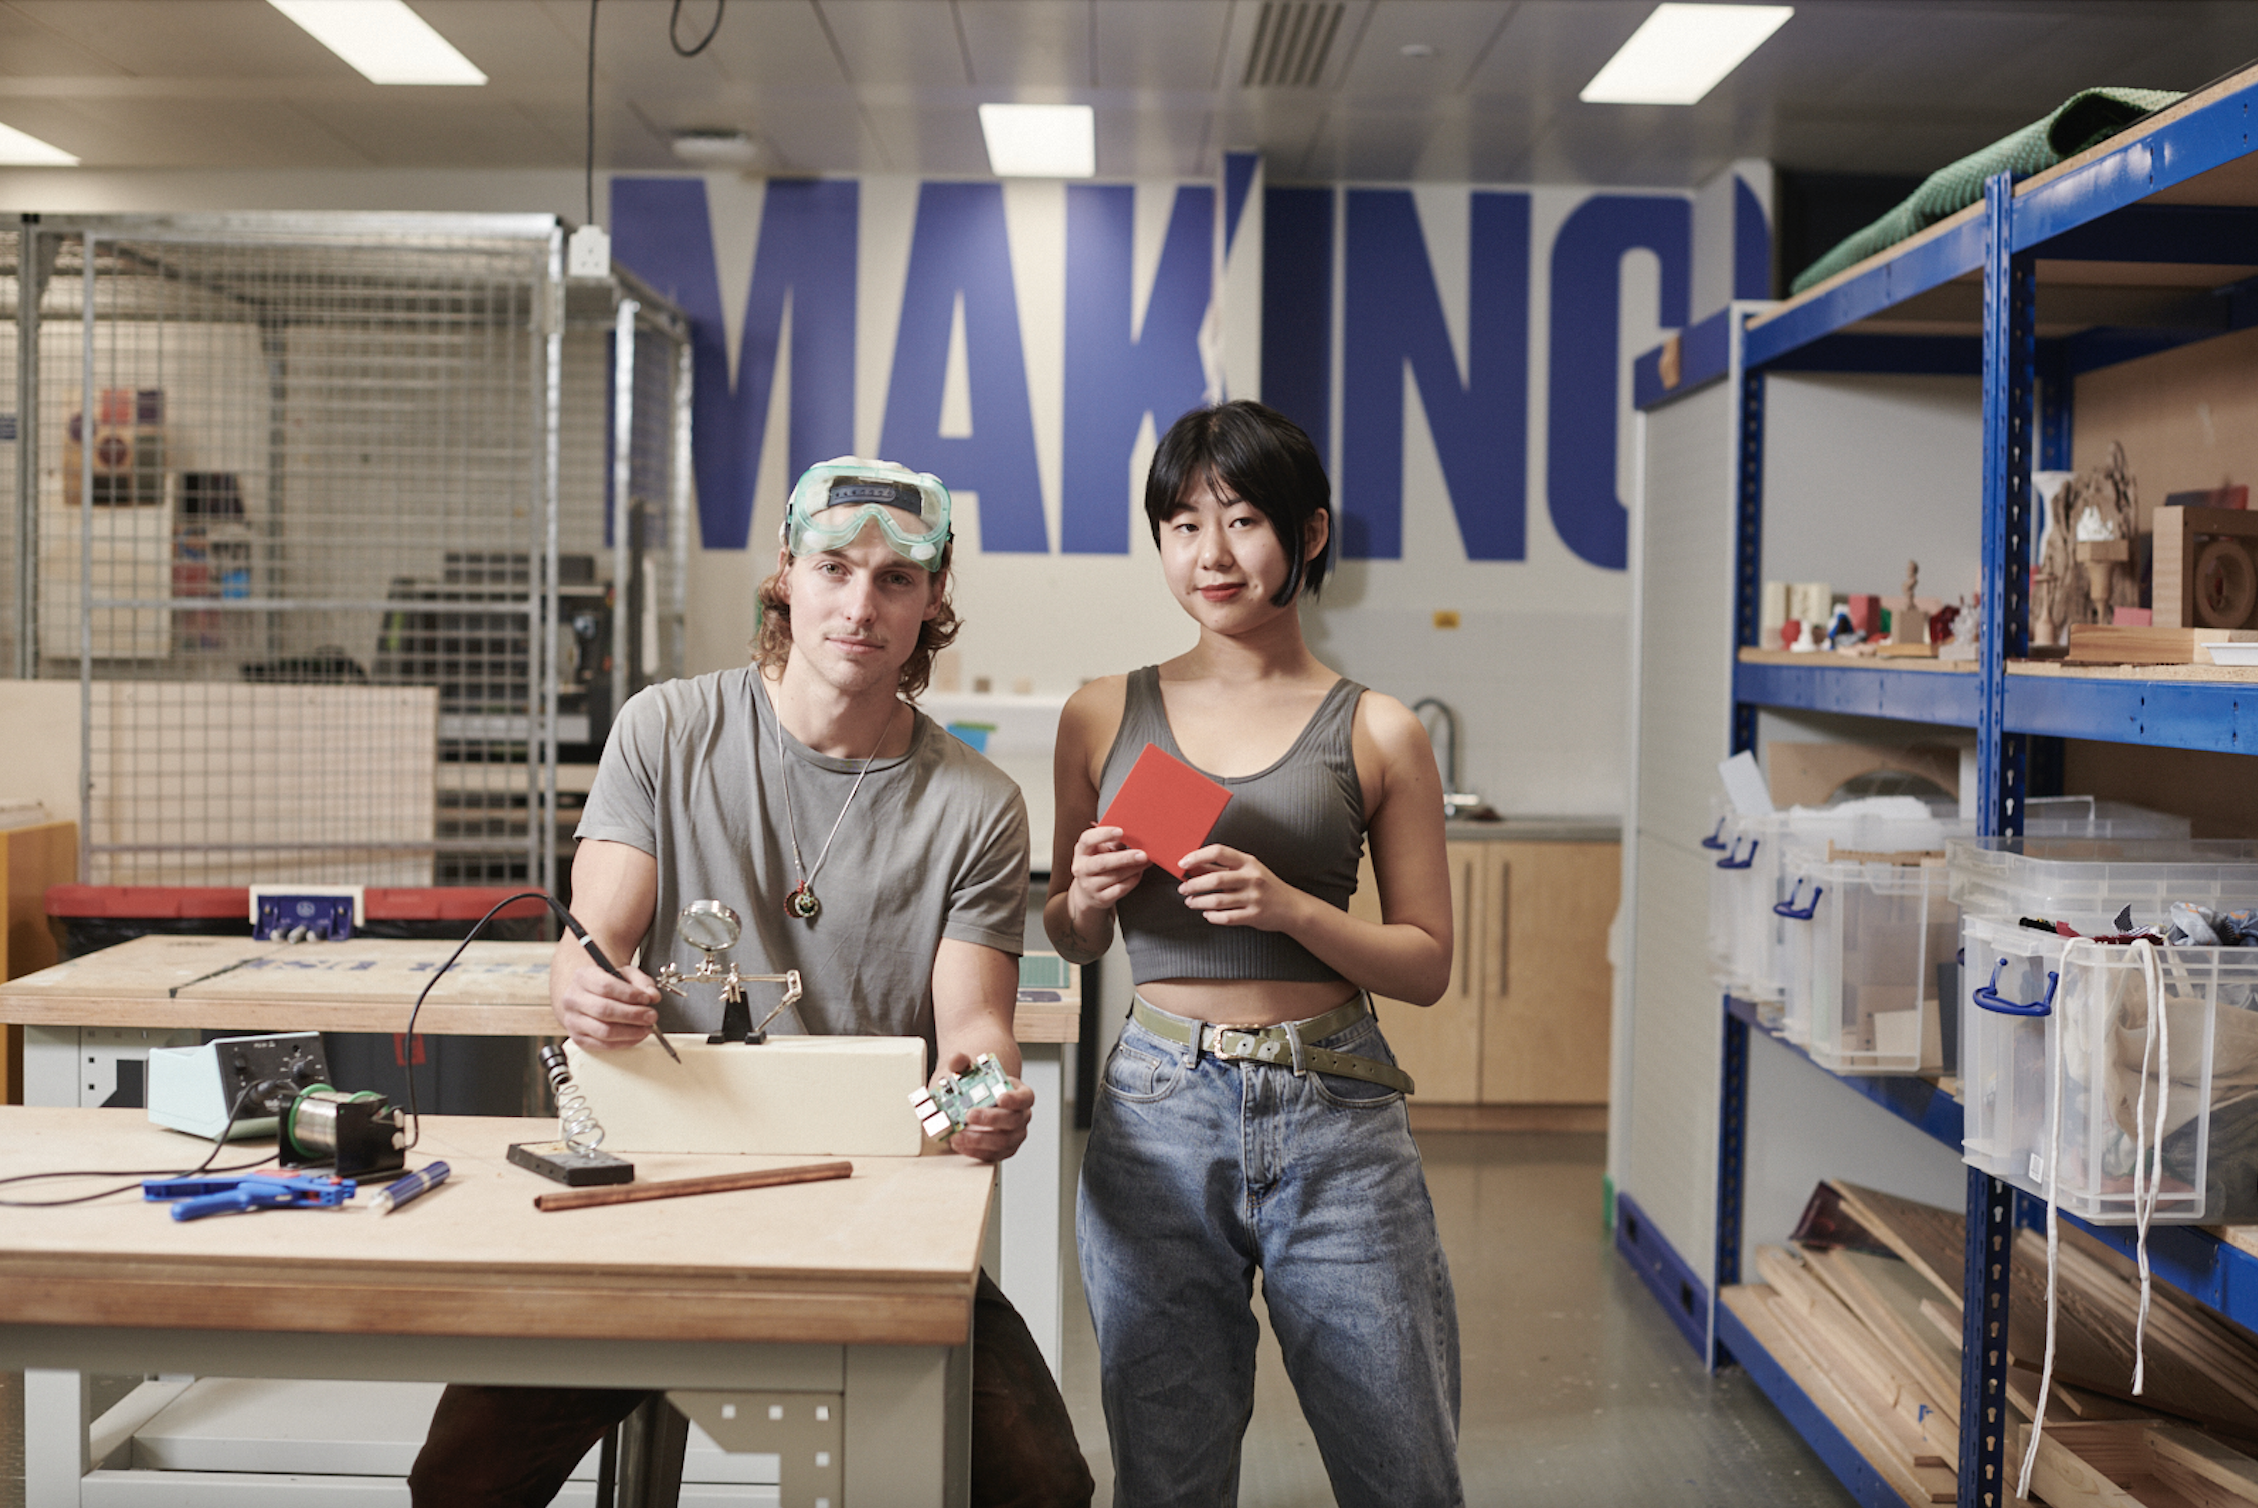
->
xmin=1242 ymin=2 xmax=1346 ymax=89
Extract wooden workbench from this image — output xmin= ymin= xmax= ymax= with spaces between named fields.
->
xmin=0 ymin=1107 xmax=987 ymax=1505
xmin=0 ymin=933 xmax=1082 ymax=1495
xmin=0 ymin=932 xmax=1081 ymax=1041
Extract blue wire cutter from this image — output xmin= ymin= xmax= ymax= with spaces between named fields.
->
xmin=142 ymin=1171 xmax=358 ymax=1221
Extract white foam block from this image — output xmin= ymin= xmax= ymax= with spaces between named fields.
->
xmin=564 ymin=1035 xmax=928 ymax=1157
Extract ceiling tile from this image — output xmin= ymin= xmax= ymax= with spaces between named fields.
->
xmin=1463 ymin=0 xmax=1646 ymax=105
xmin=1093 ymin=0 xmax=1233 ymax=93
xmin=9 ymin=0 xmax=357 ymax=80
xmin=297 ymin=97 xmax=580 ymax=169
xmin=815 ymin=0 xmax=973 ymax=87
xmin=957 ymin=0 xmax=1091 ymax=89
xmin=413 ymin=0 xmax=590 ymax=92
xmin=744 ymin=101 xmax=886 ymax=175
xmin=0 ymin=4 xmax=132 ymax=76
xmin=2 ymin=95 xmax=368 ymax=167
xmin=1334 ymin=1 xmax=1512 ymax=101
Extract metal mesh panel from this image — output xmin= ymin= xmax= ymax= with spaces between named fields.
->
xmin=629 ymin=318 xmax=682 ymax=686
xmin=5 ymin=213 xmax=700 ymax=894
xmin=1 ymin=224 xmax=21 ymax=676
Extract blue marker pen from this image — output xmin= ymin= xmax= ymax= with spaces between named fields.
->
xmin=370 ymin=1161 xmax=451 ymax=1216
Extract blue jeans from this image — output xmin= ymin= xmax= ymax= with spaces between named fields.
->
xmin=1077 ymin=1000 xmax=1463 ymax=1508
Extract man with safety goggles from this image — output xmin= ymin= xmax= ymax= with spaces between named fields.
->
xmin=410 ymin=457 xmax=1093 ymax=1506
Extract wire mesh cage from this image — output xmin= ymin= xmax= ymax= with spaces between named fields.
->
xmin=5 ymin=213 xmax=690 ymax=893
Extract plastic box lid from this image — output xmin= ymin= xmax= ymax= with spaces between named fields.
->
xmin=1947 ymin=837 xmax=2258 ymax=922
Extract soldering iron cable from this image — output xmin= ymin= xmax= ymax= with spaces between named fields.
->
xmin=0 ymin=1078 xmax=279 ymax=1207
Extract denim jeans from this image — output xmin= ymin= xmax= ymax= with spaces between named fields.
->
xmin=1077 ymin=1000 xmax=1463 ymax=1508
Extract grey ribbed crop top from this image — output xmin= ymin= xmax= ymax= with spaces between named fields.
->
xmin=1098 ymin=666 xmax=1368 ymax=985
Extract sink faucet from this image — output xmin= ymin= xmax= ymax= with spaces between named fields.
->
xmin=1410 ymin=697 xmax=1479 ymax=816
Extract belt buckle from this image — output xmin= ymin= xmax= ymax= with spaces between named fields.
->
xmin=1202 ymin=1022 xmax=1262 ymax=1061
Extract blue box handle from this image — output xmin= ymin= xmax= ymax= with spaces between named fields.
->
xmin=1716 ymin=837 xmax=1759 ymax=871
xmin=1973 ymin=957 xmax=2057 ymax=1017
xmin=1772 ymin=879 xmax=1824 ymax=921
xmin=1700 ymin=818 xmax=1728 ymax=851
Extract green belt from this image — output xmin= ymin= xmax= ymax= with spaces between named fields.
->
xmin=1129 ymin=996 xmax=1416 ymax=1095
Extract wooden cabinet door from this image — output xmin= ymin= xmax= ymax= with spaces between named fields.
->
xmin=1479 ymin=841 xmax=1619 ymax=1104
xmin=1349 ymin=841 xmax=1484 ymax=1102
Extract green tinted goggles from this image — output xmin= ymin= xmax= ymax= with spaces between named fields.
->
xmin=784 ymin=458 xmax=953 ymax=570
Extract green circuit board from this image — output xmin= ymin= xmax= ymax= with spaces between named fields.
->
xmin=909 ymin=1052 xmax=1014 ymax=1143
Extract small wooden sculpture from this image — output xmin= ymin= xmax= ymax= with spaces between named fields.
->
xmin=2035 ymin=442 xmax=2139 ymax=641
xmin=1891 ymin=560 xmax=1930 ymax=646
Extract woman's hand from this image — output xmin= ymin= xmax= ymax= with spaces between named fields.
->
xmin=1070 ymin=824 xmax=1150 ymax=912
xmin=1178 ymin=845 xmax=1309 ymax=932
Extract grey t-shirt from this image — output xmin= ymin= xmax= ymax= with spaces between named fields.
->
xmin=576 ymin=667 xmax=1030 ymax=1062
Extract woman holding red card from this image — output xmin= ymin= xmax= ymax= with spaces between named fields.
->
xmin=1046 ymin=400 xmax=1463 ymax=1507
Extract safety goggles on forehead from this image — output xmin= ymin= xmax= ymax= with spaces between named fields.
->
xmin=783 ymin=458 xmax=953 ymax=570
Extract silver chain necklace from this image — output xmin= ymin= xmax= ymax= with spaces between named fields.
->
xmin=764 ymin=681 xmax=901 ymax=923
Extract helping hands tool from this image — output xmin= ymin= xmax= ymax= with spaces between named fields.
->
xmin=653 ymin=901 xmax=804 ymax=1045
xmin=143 ymin=1170 xmax=356 ymax=1221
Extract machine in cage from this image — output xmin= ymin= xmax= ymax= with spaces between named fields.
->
xmin=4 ymin=214 xmax=693 ymax=890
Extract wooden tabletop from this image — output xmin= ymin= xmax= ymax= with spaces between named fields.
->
xmin=0 ymin=935 xmax=1080 ymax=1042
xmin=0 ymin=1108 xmax=991 ymax=1348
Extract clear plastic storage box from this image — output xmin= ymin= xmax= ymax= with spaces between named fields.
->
xmin=1777 ymin=800 xmax=2188 ymax=1074
xmin=1954 ymin=838 xmax=2258 ymax=1223
xmin=1783 ymin=852 xmax=1955 ymax=1074
xmin=1710 ymin=796 xmax=2183 ymax=1036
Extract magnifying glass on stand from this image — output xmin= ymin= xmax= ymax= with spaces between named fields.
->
xmin=653 ymin=901 xmax=805 ymax=1045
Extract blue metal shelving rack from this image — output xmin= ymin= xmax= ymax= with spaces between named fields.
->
xmin=1630 ymin=64 xmax=2258 ymax=1508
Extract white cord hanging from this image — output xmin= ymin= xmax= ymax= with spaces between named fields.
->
xmin=2129 ymin=937 xmax=2169 ymax=1396
xmin=2016 ymin=937 xmax=2077 ymax=1501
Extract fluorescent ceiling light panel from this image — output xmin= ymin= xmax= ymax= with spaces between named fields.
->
xmin=0 ymin=122 xmax=78 ymax=166
xmin=979 ymin=104 xmax=1095 ymax=178
xmin=267 ymin=0 xmax=487 ymax=85
xmin=1581 ymin=4 xmax=1792 ymax=105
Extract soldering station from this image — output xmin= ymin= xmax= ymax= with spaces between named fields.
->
xmin=2 ymin=891 xmax=989 ymax=1228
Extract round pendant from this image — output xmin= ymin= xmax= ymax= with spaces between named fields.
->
xmin=786 ymin=885 xmax=822 ymax=922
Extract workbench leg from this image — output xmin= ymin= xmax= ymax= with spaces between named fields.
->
xmin=997 ymin=1043 xmax=1065 ymax=1379
xmin=843 ymin=1344 xmax=969 ymax=1508
xmin=23 ymin=1368 xmax=89 ymax=1507
xmin=21 ymin=1025 xmax=79 ymax=1107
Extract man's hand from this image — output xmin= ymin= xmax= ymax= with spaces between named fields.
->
xmin=936 ymin=1051 xmax=1033 ymax=1163
xmin=555 ymin=959 xmax=666 ymax=1050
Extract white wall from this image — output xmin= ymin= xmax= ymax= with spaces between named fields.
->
xmin=0 ymin=164 xmax=1701 ymax=828
xmin=1761 ymin=372 xmax=1984 ymax=611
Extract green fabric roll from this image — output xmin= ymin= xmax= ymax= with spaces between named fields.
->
xmin=1788 ymin=87 xmax=2184 ymax=295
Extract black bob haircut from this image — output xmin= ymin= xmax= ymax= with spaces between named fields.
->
xmin=1143 ymin=400 xmax=1334 ymax=608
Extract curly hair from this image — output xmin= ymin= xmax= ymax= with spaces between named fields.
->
xmin=749 ymin=548 xmax=961 ymax=702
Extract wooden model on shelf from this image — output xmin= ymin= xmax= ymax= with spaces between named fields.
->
xmin=1876 ymin=560 xmax=1937 ymax=658
xmin=2153 ymin=503 xmax=2258 ymax=630
xmin=2033 ymin=443 xmax=2141 ymax=643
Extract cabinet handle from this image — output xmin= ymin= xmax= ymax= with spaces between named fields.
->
xmin=1456 ymin=857 xmax=1473 ymax=995
xmin=1494 ymin=859 xmax=1509 ymax=997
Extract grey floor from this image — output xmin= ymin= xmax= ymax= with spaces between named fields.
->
xmin=1058 ymin=1127 xmax=1854 ymax=1507
xmin=3 ymin=1129 xmax=1851 ymax=1507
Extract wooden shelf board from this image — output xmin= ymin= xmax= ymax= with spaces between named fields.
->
xmin=1737 ymin=648 xmax=1977 ymax=674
